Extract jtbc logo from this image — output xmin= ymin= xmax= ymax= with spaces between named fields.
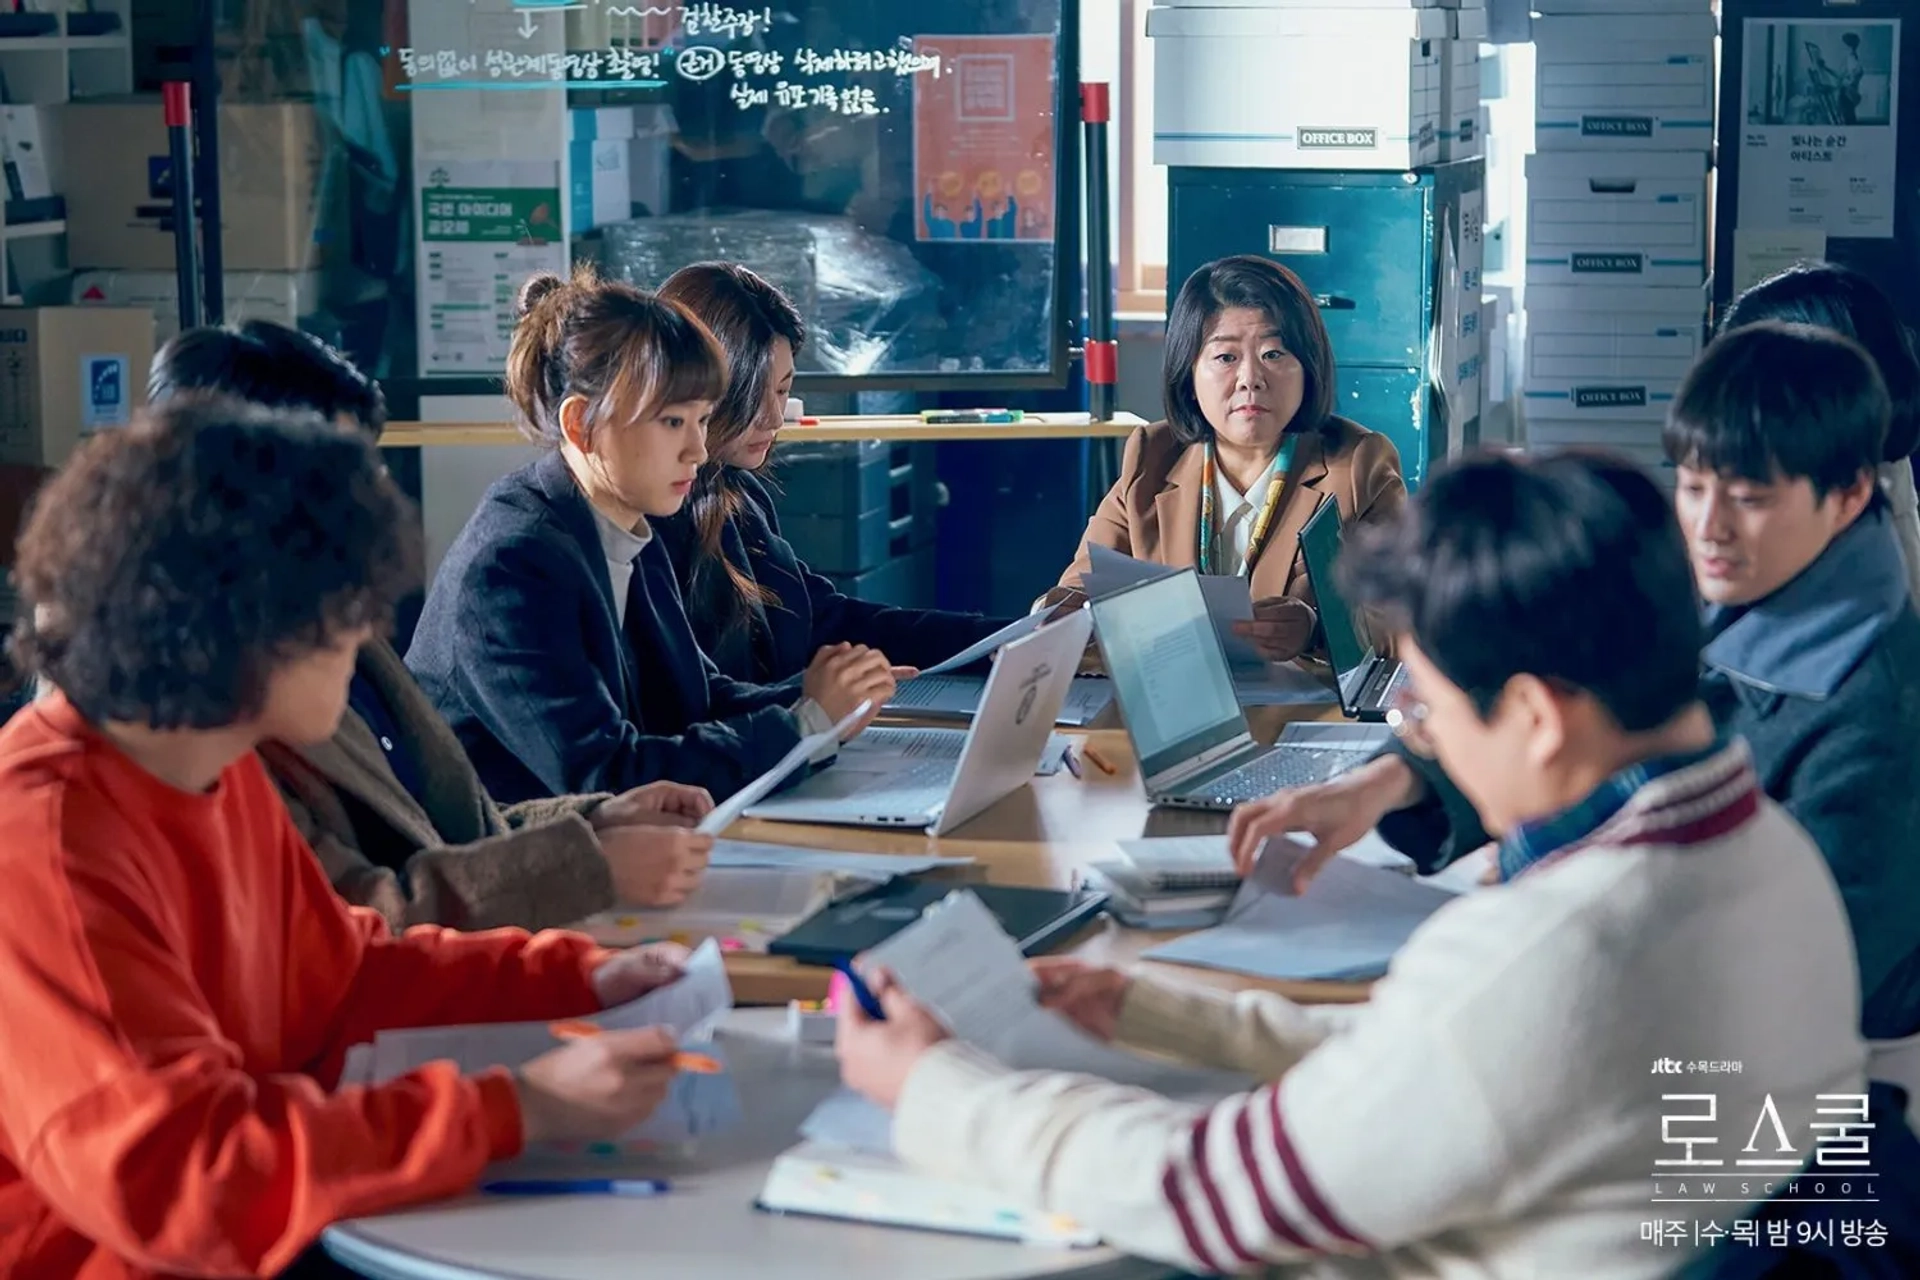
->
xmin=1299 ymin=127 xmax=1378 ymax=149
xmin=1573 ymin=386 xmax=1650 ymax=409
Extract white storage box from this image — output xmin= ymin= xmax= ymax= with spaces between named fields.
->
xmin=1534 ymin=0 xmax=1708 ymax=12
xmin=1525 ymin=417 xmax=1673 ymax=484
xmin=1148 ymin=7 xmax=1448 ymax=171
xmin=1438 ymin=34 xmax=1483 ymax=161
xmin=1525 ymin=151 xmax=1708 ymax=287
xmin=71 ymin=270 xmax=321 ymax=344
xmin=1533 ymin=13 xmax=1716 ymax=152
xmin=1523 ymin=284 xmax=1704 ymax=421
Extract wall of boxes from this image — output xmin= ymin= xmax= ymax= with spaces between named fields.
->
xmin=1521 ymin=0 xmax=1717 ymax=489
xmin=1148 ymin=0 xmax=1490 ymax=489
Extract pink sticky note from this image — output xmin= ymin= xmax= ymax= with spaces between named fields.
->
xmin=719 ymin=937 xmax=746 ymax=953
xmin=825 ymin=970 xmax=849 ymax=1013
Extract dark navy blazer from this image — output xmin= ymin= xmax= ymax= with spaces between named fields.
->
xmin=406 ymin=451 xmax=801 ymax=803
xmin=655 ymin=468 xmax=1012 ymax=695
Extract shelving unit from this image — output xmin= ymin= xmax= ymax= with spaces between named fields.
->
xmin=0 ymin=3 xmax=134 ymax=305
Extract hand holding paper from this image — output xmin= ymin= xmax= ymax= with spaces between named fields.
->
xmin=697 ymin=701 xmax=872 ymax=835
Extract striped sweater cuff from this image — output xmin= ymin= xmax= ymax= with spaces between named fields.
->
xmin=891 ymin=1040 xmax=1013 ymax=1175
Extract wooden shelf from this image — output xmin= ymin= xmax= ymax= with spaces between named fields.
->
xmin=1 ymin=219 xmax=64 ymax=241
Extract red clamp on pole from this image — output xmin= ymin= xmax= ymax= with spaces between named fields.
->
xmin=1080 ymin=82 xmax=1116 ymax=422
xmin=1084 ymin=340 xmax=1119 ymax=388
xmin=162 ymin=83 xmax=202 ymax=332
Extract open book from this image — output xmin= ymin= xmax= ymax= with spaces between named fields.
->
xmin=757 ymin=891 xmax=1245 ymax=1245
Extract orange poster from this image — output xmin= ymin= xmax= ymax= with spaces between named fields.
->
xmin=912 ymin=34 xmax=1057 ymax=244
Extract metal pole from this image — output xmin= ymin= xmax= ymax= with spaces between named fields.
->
xmin=163 ymin=82 xmax=202 ymax=332
xmin=1079 ymin=82 xmax=1117 ymax=424
xmin=192 ymin=0 xmax=224 ymax=323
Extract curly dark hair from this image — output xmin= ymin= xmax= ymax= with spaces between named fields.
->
xmin=9 ymin=397 xmax=422 ymax=729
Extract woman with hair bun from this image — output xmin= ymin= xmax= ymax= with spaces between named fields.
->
xmin=408 ymin=267 xmax=896 ymax=803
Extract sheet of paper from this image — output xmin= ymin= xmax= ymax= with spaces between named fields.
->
xmin=1083 ymin=542 xmax=1174 ymax=599
xmin=799 ymin=1086 xmax=896 ymax=1155
xmin=707 ymin=840 xmax=974 ymax=877
xmin=1145 ymin=858 xmax=1456 ymax=981
xmin=577 ymin=871 xmax=841 ymax=949
xmin=597 ymin=937 xmax=733 ymax=1041
xmin=914 ymin=612 xmax=1050 ymax=677
xmin=1733 ymin=226 xmax=1829 ymax=297
xmin=1085 ymin=545 xmax=1266 ymax=672
xmin=867 ymin=889 xmax=1246 ymax=1095
xmin=699 ymin=700 xmax=872 ymax=834
xmin=1233 ymin=663 xmax=1339 ymax=706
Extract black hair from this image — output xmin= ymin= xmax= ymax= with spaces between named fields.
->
xmin=657 ymin=262 xmax=806 ymax=638
xmin=1665 ymin=320 xmax=1890 ymax=499
xmin=1720 ymin=261 xmax=1918 ymax=460
xmin=148 ymin=321 xmax=388 ymax=438
xmin=1162 ymin=256 xmax=1339 ymax=448
xmin=10 ymin=397 xmax=421 ymax=730
xmin=1338 ymin=450 xmax=1702 ymax=732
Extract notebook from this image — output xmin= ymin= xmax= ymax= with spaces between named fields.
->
xmin=767 ymin=879 xmax=1107 ymax=967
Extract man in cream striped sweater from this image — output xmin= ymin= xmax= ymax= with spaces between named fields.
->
xmin=836 ymin=452 xmax=1868 ymax=1279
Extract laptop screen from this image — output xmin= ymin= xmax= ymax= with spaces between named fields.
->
xmin=1090 ymin=570 xmax=1247 ymax=780
xmin=1297 ymin=498 xmax=1374 ymax=707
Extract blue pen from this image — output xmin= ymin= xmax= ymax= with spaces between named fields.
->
xmin=834 ymin=961 xmax=888 ymax=1021
xmin=481 ymin=1178 xmax=670 ymax=1197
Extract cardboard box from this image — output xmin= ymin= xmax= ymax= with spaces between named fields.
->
xmin=1524 ymin=417 xmax=1672 ymax=486
xmin=0 ymin=308 xmax=155 ymax=467
xmin=0 ymin=106 xmax=52 ymax=202
xmin=1523 ymin=284 xmax=1705 ymax=421
xmin=1533 ymin=13 xmax=1717 ymax=152
xmin=1525 ymin=151 xmax=1709 ymax=287
xmin=569 ymin=139 xmax=631 ymax=233
xmin=1438 ymin=35 xmax=1483 ymax=161
xmin=59 ymin=99 xmax=325 ymax=271
xmin=71 ymin=270 xmax=320 ymax=343
xmin=1148 ymin=7 xmax=1447 ymax=171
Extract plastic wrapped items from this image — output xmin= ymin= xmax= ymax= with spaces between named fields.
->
xmin=596 ymin=211 xmax=942 ymax=376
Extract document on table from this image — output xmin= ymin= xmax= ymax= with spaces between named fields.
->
xmin=361 ymin=937 xmax=733 ymax=1086
xmin=708 ymin=839 xmax=974 ymax=878
xmin=864 ymin=889 xmax=1247 ymax=1093
xmin=698 ymin=701 xmax=872 ymax=834
xmin=914 ymin=612 xmax=1050 ymax=677
xmin=1144 ymin=854 xmax=1458 ymax=982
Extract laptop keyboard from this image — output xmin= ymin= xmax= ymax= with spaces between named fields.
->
xmin=1188 ymin=749 xmax=1360 ymax=805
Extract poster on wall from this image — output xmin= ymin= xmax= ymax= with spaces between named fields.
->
xmin=418 ymin=162 xmax=565 ymax=374
xmin=912 ymin=34 xmax=1056 ymax=243
xmin=1737 ymin=18 xmax=1901 ymax=239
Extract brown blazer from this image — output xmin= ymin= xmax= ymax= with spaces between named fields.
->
xmin=258 ymin=638 xmax=617 ymax=933
xmin=1047 ymin=417 xmax=1408 ymax=622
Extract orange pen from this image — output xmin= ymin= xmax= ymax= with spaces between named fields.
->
xmin=547 ymin=1022 xmax=723 ymax=1074
xmin=1081 ymin=744 xmax=1118 ymax=775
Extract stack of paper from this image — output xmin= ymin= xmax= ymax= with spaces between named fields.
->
xmin=1082 ymin=835 xmax=1241 ymax=930
xmin=1144 ymin=850 xmax=1460 ymax=982
xmin=341 ymin=939 xmax=739 ymax=1145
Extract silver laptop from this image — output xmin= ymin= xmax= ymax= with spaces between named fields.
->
xmin=1298 ymin=498 xmax=1408 ymax=722
xmin=744 ymin=608 xmax=1095 ymax=834
xmin=1090 ymin=570 xmax=1386 ymax=811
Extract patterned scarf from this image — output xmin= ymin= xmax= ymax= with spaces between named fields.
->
xmin=1197 ymin=434 xmax=1297 ymax=577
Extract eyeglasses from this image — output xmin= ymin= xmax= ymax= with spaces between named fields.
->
xmin=1385 ymin=684 xmax=1434 ymax=758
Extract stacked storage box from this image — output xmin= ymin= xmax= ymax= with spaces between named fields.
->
xmin=1150 ymin=0 xmax=1488 ymax=487
xmin=1522 ymin=0 xmax=1716 ymax=486
xmin=771 ymin=441 xmax=943 ymax=608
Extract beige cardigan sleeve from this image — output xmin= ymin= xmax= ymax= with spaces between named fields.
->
xmin=1113 ymin=974 xmax=1357 ymax=1080
xmin=274 ymin=776 xmax=616 ymax=934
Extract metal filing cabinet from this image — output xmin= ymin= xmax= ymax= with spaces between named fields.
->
xmin=770 ymin=440 xmax=941 ymax=606
xmin=1169 ymin=161 xmax=1485 ymax=488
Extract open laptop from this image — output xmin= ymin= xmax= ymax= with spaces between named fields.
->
xmin=1298 ymin=497 xmax=1408 ymax=723
xmin=1090 ymin=570 xmax=1385 ymax=811
xmin=744 ymin=607 xmax=1094 ymax=834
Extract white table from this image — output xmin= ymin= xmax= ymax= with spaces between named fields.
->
xmin=322 ymin=1009 xmax=1174 ymax=1280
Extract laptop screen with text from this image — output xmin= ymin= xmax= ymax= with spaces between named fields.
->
xmin=1090 ymin=570 xmax=1247 ymax=780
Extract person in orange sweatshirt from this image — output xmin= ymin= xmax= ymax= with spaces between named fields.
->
xmin=0 ymin=397 xmax=696 ymax=1279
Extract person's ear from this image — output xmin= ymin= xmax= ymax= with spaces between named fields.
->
xmin=559 ymin=394 xmax=593 ymax=454
xmin=1506 ymin=673 xmax=1568 ymax=770
xmin=1828 ymin=469 xmax=1878 ymax=527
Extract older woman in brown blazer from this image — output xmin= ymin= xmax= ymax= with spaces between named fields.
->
xmin=1047 ymin=255 xmax=1406 ymax=663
